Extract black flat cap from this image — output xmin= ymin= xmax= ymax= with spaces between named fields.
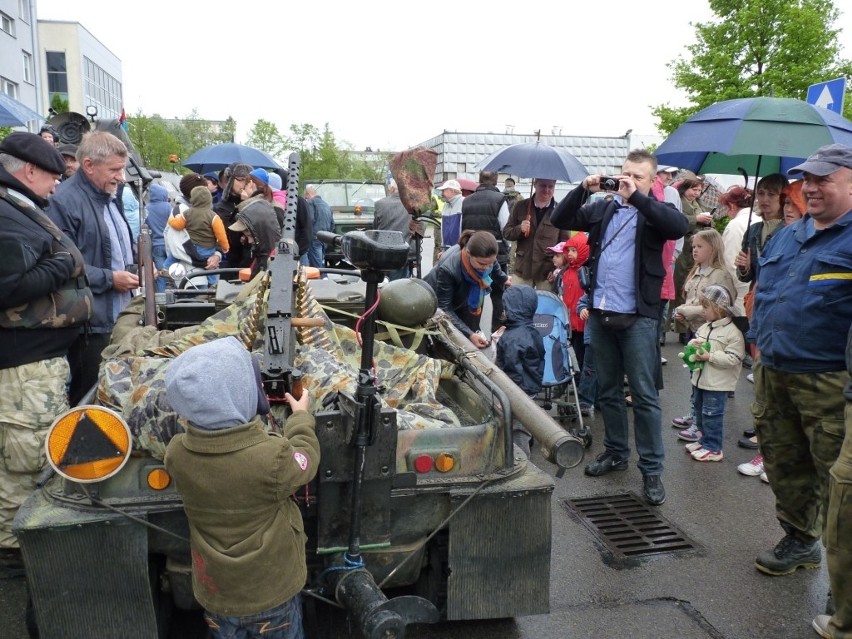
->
xmin=0 ymin=132 xmax=67 ymax=175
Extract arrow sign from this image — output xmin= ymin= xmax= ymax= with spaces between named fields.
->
xmin=807 ymin=77 xmax=847 ymax=115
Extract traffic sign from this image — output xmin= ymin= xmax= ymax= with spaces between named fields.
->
xmin=806 ymin=77 xmax=847 ymax=114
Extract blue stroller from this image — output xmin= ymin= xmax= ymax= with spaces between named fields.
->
xmin=533 ymin=291 xmax=591 ymax=447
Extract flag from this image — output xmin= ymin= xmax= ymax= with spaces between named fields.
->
xmin=119 ymin=107 xmax=127 ymax=131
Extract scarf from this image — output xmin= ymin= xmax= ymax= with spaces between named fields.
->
xmin=460 ymin=249 xmax=492 ymax=316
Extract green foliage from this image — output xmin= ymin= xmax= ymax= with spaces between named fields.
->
xmin=49 ymin=94 xmax=69 ymax=114
xmin=654 ymin=0 xmax=852 ymax=135
xmin=122 ymin=109 xmax=387 ymax=181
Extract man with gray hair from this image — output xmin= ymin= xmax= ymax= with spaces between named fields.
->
xmin=304 ymin=184 xmax=334 ymax=268
xmin=48 ymin=130 xmax=138 ymax=405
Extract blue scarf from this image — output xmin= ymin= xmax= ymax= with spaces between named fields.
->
xmin=461 ymin=250 xmax=492 ymax=316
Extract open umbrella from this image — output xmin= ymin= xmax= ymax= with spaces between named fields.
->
xmin=475 ymin=141 xmax=589 ymax=183
xmin=182 ymin=143 xmax=282 ymax=173
xmin=655 ymin=97 xmax=852 ymax=177
xmin=0 ymin=93 xmax=44 ymax=127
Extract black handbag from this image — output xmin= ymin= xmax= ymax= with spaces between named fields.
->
xmin=578 ymin=265 xmax=591 ymax=293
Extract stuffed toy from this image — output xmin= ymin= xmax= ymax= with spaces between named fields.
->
xmin=678 ymin=341 xmax=711 ymax=371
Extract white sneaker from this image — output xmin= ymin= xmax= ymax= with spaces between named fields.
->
xmin=747 ymin=373 xmax=754 ymax=384
xmin=738 ymin=454 xmax=764 ymax=477
xmin=759 ymin=471 xmax=769 ymax=483
xmin=684 ymin=441 xmax=703 ymax=453
xmin=691 ymin=448 xmax=723 ymax=462
xmin=812 ymin=614 xmax=831 ymax=638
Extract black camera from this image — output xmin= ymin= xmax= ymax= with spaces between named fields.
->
xmin=600 ymin=177 xmax=620 ymax=191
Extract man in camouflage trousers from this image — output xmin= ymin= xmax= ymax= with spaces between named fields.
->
xmin=813 ymin=324 xmax=852 ymax=638
xmin=748 ymin=145 xmax=852 ymax=637
xmin=0 ymin=133 xmax=93 ymax=568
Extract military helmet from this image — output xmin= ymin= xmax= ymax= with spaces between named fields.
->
xmin=378 ymin=278 xmax=437 ymax=327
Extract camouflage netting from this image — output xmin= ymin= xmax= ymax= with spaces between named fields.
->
xmin=97 ymin=274 xmax=461 ymax=460
xmin=390 ymin=147 xmax=438 ymax=217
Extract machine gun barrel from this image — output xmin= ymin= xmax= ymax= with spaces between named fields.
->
xmin=440 ymin=314 xmax=585 ymax=474
xmin=137 ymin=226 xmax=157 ymax=327
xmin=261 ymin=154 xmax=302 ymax=402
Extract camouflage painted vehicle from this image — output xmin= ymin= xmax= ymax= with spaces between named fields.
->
xmin=14 ymin=156 xmax=583 ymax=639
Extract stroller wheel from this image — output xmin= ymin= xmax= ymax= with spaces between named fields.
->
xmin=571 ymin=427 xmax=593 ymax=449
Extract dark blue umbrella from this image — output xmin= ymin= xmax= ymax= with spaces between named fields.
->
xmin=655 ymin=97 xmax=852 ymax=177
xmin=0 ymin=93 xmax=44 ymax=127
xmin=476 ymin=141 xmax=589 ymax=182
xmin=182 ymin=143 xmax=282 ymax=173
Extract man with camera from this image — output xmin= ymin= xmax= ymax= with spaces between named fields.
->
xmin=551 ymin=149 xmax=687 ymax=506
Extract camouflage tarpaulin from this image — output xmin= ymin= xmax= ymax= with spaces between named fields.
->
xmin=96 ymin=276 xmax=463 ymax=460
xmin=390 ymin=147 xmax=438 ymax=216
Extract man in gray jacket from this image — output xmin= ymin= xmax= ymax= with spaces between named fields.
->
xmin=48 ymin=131 xmax=138 ymax=405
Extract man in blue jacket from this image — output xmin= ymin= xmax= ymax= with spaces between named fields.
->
xmin=743 ymin=144 xmax=852 ymax=639
xmin=551 ymin=149 xmax=687 ymax=506
xmin=48 ymin=131 xmax=138 ymax=405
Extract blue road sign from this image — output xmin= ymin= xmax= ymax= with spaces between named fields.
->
xmin=806 ymin=77 xmax=847 ymax=114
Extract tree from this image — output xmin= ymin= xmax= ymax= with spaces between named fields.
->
xmin=127 ymin=111 xmax=184 ymax=171
xmin=282 ymin=123 xmax=384 ymax=181
xmin=246 ymin=119 xmax=287 ymax=159
xmin=653 ymin=0 xmax=852 ymax=135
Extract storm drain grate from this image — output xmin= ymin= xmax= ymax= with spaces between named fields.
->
xmin=562 ymin=493 xmax=700 ymax=562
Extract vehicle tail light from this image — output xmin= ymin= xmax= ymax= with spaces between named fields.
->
xmin=434 ymin=453 xmax=455 ymax=473
xmin=413 ymin=454 xmax=433 ymax=473
xmin=147 ymin=468 xmax=171 ymax=490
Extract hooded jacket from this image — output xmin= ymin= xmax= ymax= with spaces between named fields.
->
xmin=167 ymin=186 xmax=229 ymax=252
xmin=495 ymin=285 xmax=545 ymax=395
xmin=144 ymin=184 xmax=171 ymax=248
xmin=234 ymin=197 xmax=282 ymax=277
xmin=560 ymin=233 xmax=590 ymax=334
xmin=163 ymin=337 xmax=320 ymax=617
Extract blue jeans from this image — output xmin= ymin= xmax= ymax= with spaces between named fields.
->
xmin=693 ymin=388 xmax=727 ymax=452
xmin=577 ymin=342 xmax=598 ymax=408
xmin=307 ymin=239 xmax=325 ymax=269
xmin=152 ymin=245 xmax=167 ymax=293
xmin=204 ymin=594 xmax=303 ymax=639
xmin=590 ymin=313 xmax=664 ymax=475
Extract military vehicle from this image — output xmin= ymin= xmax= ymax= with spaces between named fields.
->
xmin=14 ymin=155 xmax=584 ymax=639
xmin=310 ymin=180 xmax=387 ymax=267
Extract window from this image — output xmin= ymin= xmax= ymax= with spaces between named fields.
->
xmin=1 ymin=77 xmax=19 ymax=99
xmin=18 ymin=0 xmax=29 ymax=23
xmin=83 ymin=56 xmax=122 ymax=119
xmin=46 ymin=51 xmax=68 ymax=104
xmin=1 ymin=11 xmax=14 ymax=36
xmin=22 ymin=51 xmax=32 ymax=83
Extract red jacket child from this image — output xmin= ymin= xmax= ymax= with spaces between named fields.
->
xmin=560 ymin=233 xmax=590 ymax=335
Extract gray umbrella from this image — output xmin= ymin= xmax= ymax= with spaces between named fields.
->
xmin=475 ymin=141 xmax=589 ymax=182
xmin=0 ymin=93 xmax=44 ymax=127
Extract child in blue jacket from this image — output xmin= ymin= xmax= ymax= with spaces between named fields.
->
xmin=496 ymin=285 xmax=545 ymax=456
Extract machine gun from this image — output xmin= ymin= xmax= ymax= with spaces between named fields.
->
xmin=261 ymin=153 xmax=304 ymax=403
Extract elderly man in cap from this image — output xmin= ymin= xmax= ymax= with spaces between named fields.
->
xmin=47 ymin=130 xmax=138 ymax=406
xmin=503 ymin=177 xmax=570 ymax=290
xmin=739 ymin=144 xmax=852 ymax=636
xmin=0 ymin=133 xmax=93 ymax=566
xmin=57 ymin=143 xmax=78 ymax=180
xmin=656 ymin=166 xmax=678 ymax=186
xmin=437 ymin=179 xmax=464 ymax=252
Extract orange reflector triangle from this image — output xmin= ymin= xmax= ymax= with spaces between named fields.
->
xmin=46 ymin=406 xmax=131 ymax=483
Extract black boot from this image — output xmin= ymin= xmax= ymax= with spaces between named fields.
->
xmin=754 ymin=524 xmax=821 ymax=575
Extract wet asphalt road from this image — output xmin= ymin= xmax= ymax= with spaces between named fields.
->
xmin=0 ymin=235 xmax=831 ymax=639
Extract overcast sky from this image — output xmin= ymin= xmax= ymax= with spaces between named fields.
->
xmin=34 ymin=0 xmax=852 ymax=151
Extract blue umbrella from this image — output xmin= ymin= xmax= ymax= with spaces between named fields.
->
xmin=0 ymin=93 xmax=44 ymax=127
xmin=182 ymin=143 xmax=282 ymax=173
xmin=475 ymin=141 xmax=589 ymax=182
xmin=655 ymin=97 xmax=852 ymax=177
